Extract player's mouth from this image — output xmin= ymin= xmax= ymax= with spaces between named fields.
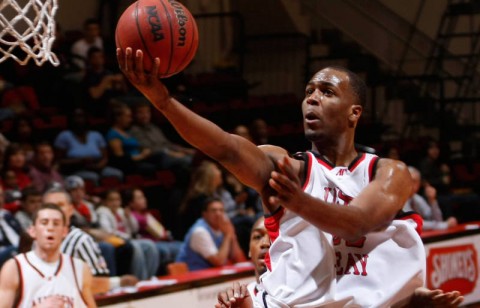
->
xmin=305 ymin=112 xmax=321 ymax=126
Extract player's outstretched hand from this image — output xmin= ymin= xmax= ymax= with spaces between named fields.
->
xmin=215 ymin=281 xmax=252 ymax=308
xmin=268 ymin=156 xmax=306 ymax=212
xmin=116 ymin=48 xmax=171 ymax=110
xmin=408 ymin=287 xmax=464 ymax=307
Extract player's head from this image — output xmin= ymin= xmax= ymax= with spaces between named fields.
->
xmin=29 ymin=203 xmax=68 ymax=252
xmin=249 ymin=216 xmax=270 ymax=279
xmin=43 ymin=188 xmax=74 ymax=223
xmin=302 ymin=66 xmax=365 ymax=146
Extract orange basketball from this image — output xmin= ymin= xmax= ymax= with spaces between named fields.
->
xmin=115 ymin=0 xmax=199 ymax=78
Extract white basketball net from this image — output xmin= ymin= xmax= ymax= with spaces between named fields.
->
xmin=0 ymin=0 xmax=59 ymax=66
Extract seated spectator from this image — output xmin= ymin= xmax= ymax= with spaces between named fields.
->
xmin=55 ymin=107 xmax=123 ymax=185
xmin=70 ymin=18 xmax=104 ymax=71
xmin=2 ymin=143 xmax=32 ymax=190
xmin=6 ymin=116 xmax=36 ymax=162
xmin=0 ymin=185 xmax=22 ymax=268
xmin=28 ymin=141 xmax=64 ymax=193
xmin=97 ymin=189 xmax=159 ymax=280
xmin=124 ymin=187 xmax=182 ymax=275
xmin=14 ymin=186 xmax=42 ymax=231
xmin=105 ymin=103 xmax=161 ymax=175
xmin=43 ymin=188 xmax=138 ymax=294
xmin=82 ymin=47 xmax=129 ymax=115
xmin=0 ymin=132 xmax=10 ymax=166
xmin=249 ymin=118 xmax=270 ymax=145
xmin=176 ymin=197 xmax=246 ymax=271
xmin=404 ymin=166 xmax=457 ymax=231
xmin=130 ymin=101 xmax=194 ymax=179
xmin=64 ymin=175 xmax=99 ymax=228
xmin=1 ymin=170 xmax=22 ymax=213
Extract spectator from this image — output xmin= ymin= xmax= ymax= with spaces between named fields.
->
xmin=231 ymin=124 xmax=252 ymax=142
xmin=43 ymin=188 xmax=138 ymax=294
xmin=176 ymin=197 xmax=246 ymax=271
xmin=418 ymin=140 xmax=451 ymax=195
xmin=130 ymin=101 xmax=194 ymax=172
xmin=28 ymin=141 xmax=64 ymax=193
xmin=71 ymin=18 xmax=104 ymax=71
xmin=14 ymin=186 xmax=42 ymax=231
xmin=64 ymin=175 xmax=99 ymax=228
xmin=0 ymin=185 xmax=22 ymax=267
xmin=83 ymin=47 xmax=129 ymax=115
xmin=6 ymin=116 xmax=36 ymax=162
xmin=2 ymin=143 xmax=32 ymax=190
xmin=249 ymin=118 xmax=270 ymax=145
xmin=404 ymin=166 xmax=458 ymax=231
xmin=124 ymin=187 xmax=182 ymax=275
xmin=96 ymin=189 xmax=159 ymax=280
xmin=105 ymin=103 xmax=160 ymax=175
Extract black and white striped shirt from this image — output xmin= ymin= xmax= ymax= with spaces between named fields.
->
xmin=61 ymin=226 xmax=110 ymax=276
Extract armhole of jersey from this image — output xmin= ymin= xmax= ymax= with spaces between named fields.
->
xmin=13 ymin=256 xmax=23 ymax=308
xmin=395 ymin=210 xmax=424 ymax=235
xmin=292 ymin=151 xmax=311 ymax=190
xmin=70 ymin=256 xmax=88 ymax=307
xmin=368 ymin=156 xmax=380 ymax=182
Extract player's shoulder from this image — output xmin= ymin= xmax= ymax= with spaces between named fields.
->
xmin=375 ymin=157 xmax=410 ymax=178
xmin=0 ymin=258 xmax=20 ymax=283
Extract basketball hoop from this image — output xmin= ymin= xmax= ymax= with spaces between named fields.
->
xmin=0 ymin=0 xmax=59 ymax=66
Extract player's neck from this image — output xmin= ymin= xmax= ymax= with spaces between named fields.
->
xmin=312 ymin=140 xmax=357 ymax=167
xmin=34 ymin=246 xmax=61 ymax=263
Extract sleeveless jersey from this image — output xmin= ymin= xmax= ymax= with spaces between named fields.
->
xmin=14 ymin=251 xmax=88 ymax=308
xmin=262 ymin=152 xmax=425 ymax=308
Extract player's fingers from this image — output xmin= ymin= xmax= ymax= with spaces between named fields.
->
xmin=116 ymin=48 xmax=125 ymax=70
xmin=152 ymin=57 xmax=160 ymax=80
xmin=270 ymin=171 xmax=297 ymax=195
xmin=227 ymin=288 xmax=236 ymax=303
xmin=276 ymin=157 xmax=299 ymax=184
xmin=125 ymin=47 xmax=134 ymax=72
xmin=451 ymin=295 xmax=464 ymax=306
xmin=240 ymin=284 xmax=249 ymax=298
xmin=134 ymin=49 xmax=145 ymax=75
xmin=217 ymin=291 xmax=230 ymax=306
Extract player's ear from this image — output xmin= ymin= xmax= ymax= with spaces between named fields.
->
xmin=27 ymin=225 xmax=36 ymax=239
xmin=349 ymin=105 xmax=362 ymax=124
xmin=62 ymin=226 xmax=68 ymax=238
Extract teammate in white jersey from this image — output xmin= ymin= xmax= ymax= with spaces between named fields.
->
xmin=117 ymin=49 xmax=428 ymax=307
xmin=0 ymin=203 xmax=96 ymax=308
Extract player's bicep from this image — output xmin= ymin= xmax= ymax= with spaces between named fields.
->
xmin=354 ymin=159 xmax=412 ymax=228
xmin=81 ymin=262 xmax=97 ymax=307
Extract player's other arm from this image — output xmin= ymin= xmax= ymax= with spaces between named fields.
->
xmin=0 ymin=259 xmax=20 ymax=308
xmin=270 ymin=157 xmax=411 ymax=241
xmin=116 ymin=48 xmax=274 ymax=192
xmin=81 ymin=262 xmax=98 ymax=307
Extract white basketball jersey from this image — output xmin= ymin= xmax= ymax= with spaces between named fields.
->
xmin=14 ymin=251 xmax=88 ymax=308
xmin=261 ymin=152 xmax=425 ymax=308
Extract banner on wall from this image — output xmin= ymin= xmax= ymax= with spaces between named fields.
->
xmin=424 ymin=234 xmax=480 ymax=304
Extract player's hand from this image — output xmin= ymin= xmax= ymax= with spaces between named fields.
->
xmin=116 ymin=48 xmax=171 ymax=110
xmin=268 ymin=156 xmax=306 ymax=212
xmin=410 ymin=287 xmax=464 ymax=307
xmin=215 ymin=281 xmax=251 ymax=308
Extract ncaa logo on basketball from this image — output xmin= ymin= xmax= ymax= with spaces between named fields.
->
xmin=146 ymin=6 xmax=165 ymax=41
xmin=427 ymin=245 xmax=478 ymax=295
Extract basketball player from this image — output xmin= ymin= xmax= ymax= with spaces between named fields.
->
xmin=117 ymin=48 xmax=424 ymax=306
xmin=0 ymin=203 xmax=96 ymax=307
xmin=216 ymin=217 xmax=464 ymax=308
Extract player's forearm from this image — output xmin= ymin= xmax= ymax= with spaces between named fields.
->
xmin=91 ymin=277 xmax=112 ymax=294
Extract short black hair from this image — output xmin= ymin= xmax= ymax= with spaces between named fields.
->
xmin=21 ymin=186 xmax=42 ymax=202
xmin=32 ymin=203 xmax=67 ymax=225
xmin=201 ymin=197 xmax=223 ymax=212
xmin=324 ymin=65 xmax=366 ymax=106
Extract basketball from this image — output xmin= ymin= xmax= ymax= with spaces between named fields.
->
xmin=115 ymin=0 xmax=199 ymax=78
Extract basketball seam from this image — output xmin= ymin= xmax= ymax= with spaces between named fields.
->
xmin=158 ymin=0 xmax=174 ymax=77
xmin=173 ymin=8 xmax=197 ymax=75
xmin=136 ymin=1 xmax=154 ymax=71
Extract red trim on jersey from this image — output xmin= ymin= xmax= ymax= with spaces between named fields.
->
xmin=14 ymin=257 xmax=23 ymax=308
xmin=24 ymin=253 xmax=63 ymax=279
xmin=70 ymin=256 xmax=88 ymax=306
xmin=54 ymin=254 xmax=63 ymax=277
xmin=396 ymin=212 xmax=424 ymax=235
xmin=264 ymin=207 xmax=285 ymax=271
xmin=302 ymin=153 xmax=313 ymax=190
xmin=368 ymin=156 xmax=379 ymax=181
xmin=348 ymin=153 xmax=366 ymax=172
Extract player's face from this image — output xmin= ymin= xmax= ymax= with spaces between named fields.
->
xmin=249 ymin=217 xmax=270 ymax=276
xmin=302 ymin=68 xmax=360 ymax=145
xmin=29 ymin=209 xmax=67 ymax=252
